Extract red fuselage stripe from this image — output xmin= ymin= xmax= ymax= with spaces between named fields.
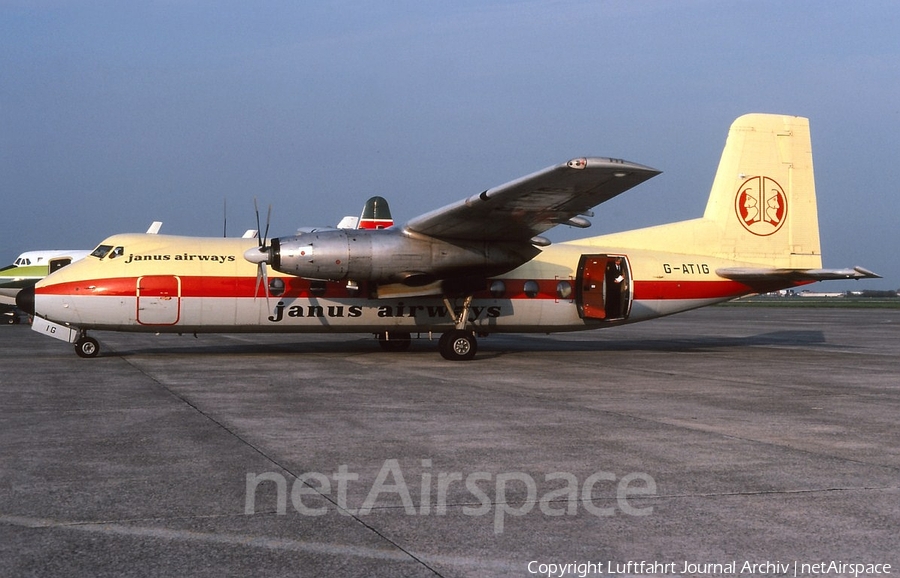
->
xmin=37 ymin=276 xmax=760 ymax=301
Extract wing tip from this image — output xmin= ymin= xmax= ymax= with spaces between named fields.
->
xmin=578 ymin=157 xmax=661 ymax=176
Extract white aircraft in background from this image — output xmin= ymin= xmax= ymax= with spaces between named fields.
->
xmin=18 ymin=114 xmax=878 ymax=358
xmin=1 ymin=250 xmax=91 ymax=314
xmin=0 ymin=223 xmax=174 ymax=314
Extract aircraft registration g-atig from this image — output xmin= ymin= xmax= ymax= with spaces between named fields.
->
xmin=18 ymin=114 xmax=879 ymax=360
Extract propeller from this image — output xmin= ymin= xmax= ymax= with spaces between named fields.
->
xmin=244 ymin=197 xmax=273 ymax=308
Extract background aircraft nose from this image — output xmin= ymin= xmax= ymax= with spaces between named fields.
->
xmin=16 ymin=286 xmax=35 ymax=315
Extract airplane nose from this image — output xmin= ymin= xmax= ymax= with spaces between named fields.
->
xmin=16 ymin=285 xmax=35 ymax=315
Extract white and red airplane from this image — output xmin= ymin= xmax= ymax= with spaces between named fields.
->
xmin=18 ymin=114 xmax=878 ymax=360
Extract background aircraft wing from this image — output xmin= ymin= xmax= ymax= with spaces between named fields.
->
xmin=405 ymin=157 xmax=660 ymax=241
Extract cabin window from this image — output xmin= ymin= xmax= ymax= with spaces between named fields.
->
xmin=489 ymin=280 xmax=506 ymax=298
xmin=556 ymin=281 xmax=572 ymax=300
xmin=523 ymin=280 xmax=539 ymax=298
xmin=309 ymin=280 xmax=327 ymax=296
xmin=268 ymin=278 xmax=285 ymax=297
xmin=90 ymin=245 xmax=113 ymax=259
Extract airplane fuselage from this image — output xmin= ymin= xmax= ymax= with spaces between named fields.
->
xmin=27 ymin=233 xmax=801 ymax=336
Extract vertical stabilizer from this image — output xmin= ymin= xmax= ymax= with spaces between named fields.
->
xmin=578 ymin=114 xmax=824 ymax=268
xmin=357 ymin=196 xmax=394 ymax=229
xmin=703 ymin=114 xmax=822 ymax=267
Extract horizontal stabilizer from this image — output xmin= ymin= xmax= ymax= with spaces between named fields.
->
xmin=717 ymin=266 xmax=881 ymax=282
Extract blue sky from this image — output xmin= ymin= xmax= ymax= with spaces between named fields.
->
xmin=2 ymin=1 xmax=897 ymax=290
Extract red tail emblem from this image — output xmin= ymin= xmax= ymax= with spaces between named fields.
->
xmin=735 ymin=176 xmax=787 ymax=236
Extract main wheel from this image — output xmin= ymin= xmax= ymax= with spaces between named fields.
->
xmin=439 ymin=329 xmax=477 ymax=361
xmin=74 ymin=336 xmax=100 ymax=358
xmin=377 ymin=331 xmax=412 ymax=352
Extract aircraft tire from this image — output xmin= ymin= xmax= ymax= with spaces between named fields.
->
xmin=74 ymin=336 xmax=100 ymax=358
xmin=439 ymin=330 xmax=477 ymax=361
xmin=377 ymin=331 xmax=411 ymax=352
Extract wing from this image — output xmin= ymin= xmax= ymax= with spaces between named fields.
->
xmin=405 ymin=158 xmax=660 ymax=241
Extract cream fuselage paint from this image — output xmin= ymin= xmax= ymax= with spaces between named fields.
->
xmin=32 ymin=232 xmax=769 ymax=335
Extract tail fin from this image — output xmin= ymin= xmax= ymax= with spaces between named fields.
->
xmin=335 ymin=196 xmax=395 ymax=229
xmin=580 ymin=114 xmax=824 ymax=269
xmin=357 ymin=196 xmax=394 ymax=230
xmin=702 ymin=114 xmax=821 ymax=267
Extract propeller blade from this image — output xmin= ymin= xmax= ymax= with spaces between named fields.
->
xmin=262 ymin=204 xmax=272 ymax=249
xmin=253 ymin=263 xmax=263 ymax=298
xmin=253 ymin=197 xmax=262 ymax=248
xmin=251 ymin=262 xmax=271 ymax=310
xmin=261 ymin=262 xmax=270 ymax=311
xmin=249 ymin=197 xmax=272 ymax=310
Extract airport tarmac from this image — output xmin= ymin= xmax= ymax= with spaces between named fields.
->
xmin=1 ymin=307 xmax=898 ymax=577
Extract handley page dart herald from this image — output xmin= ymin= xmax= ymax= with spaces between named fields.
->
xmin=18 ymin=114 xmax=879 ymax=360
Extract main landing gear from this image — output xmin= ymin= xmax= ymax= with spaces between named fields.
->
xmin=74 ymin=332 xmax=100 ymax=358
xmin=374 ymin=295 xmax=481 ymax=361
xmin=439 ymin=295 xmax=477 ymax=361
xmin=439 ymin=329 xmax=477 ymax=361
xmin=377 ymin=331 xmax=412 ymax=352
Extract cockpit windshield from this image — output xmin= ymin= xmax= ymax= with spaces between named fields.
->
xmin=90 ymin=245 xmax=113 ymax=259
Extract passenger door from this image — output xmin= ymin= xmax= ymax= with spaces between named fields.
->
xmin=575 ymin=254 xmax=632 ymax=321
xmin=136 ymin=276 xmax=181 ymax=325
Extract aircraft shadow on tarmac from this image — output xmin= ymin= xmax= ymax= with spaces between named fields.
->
xmin=94 ymin=329 xmax=827 ymax=358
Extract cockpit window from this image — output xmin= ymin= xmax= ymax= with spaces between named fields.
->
xmin=108 ymin=246 xmax=125 ymax=259
xmin=90 ymin=245 xmax=113 ymax=259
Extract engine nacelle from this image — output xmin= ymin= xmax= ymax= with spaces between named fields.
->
xmin=267 ymin=229 xmax=539 ymax=285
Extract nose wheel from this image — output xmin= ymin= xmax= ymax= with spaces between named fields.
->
xmin=74 ymin=335 xmax=100 ymax=358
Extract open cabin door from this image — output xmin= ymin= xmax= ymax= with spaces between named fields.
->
xmin=575 ymin=254 xmax=632 ymax=321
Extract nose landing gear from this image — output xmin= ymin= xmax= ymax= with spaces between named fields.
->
xmin=74 ymin=333 xmax=100 ymax=358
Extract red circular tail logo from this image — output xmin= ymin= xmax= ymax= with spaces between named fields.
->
xmin=735 ymin=176 xmax=787 ymax=236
